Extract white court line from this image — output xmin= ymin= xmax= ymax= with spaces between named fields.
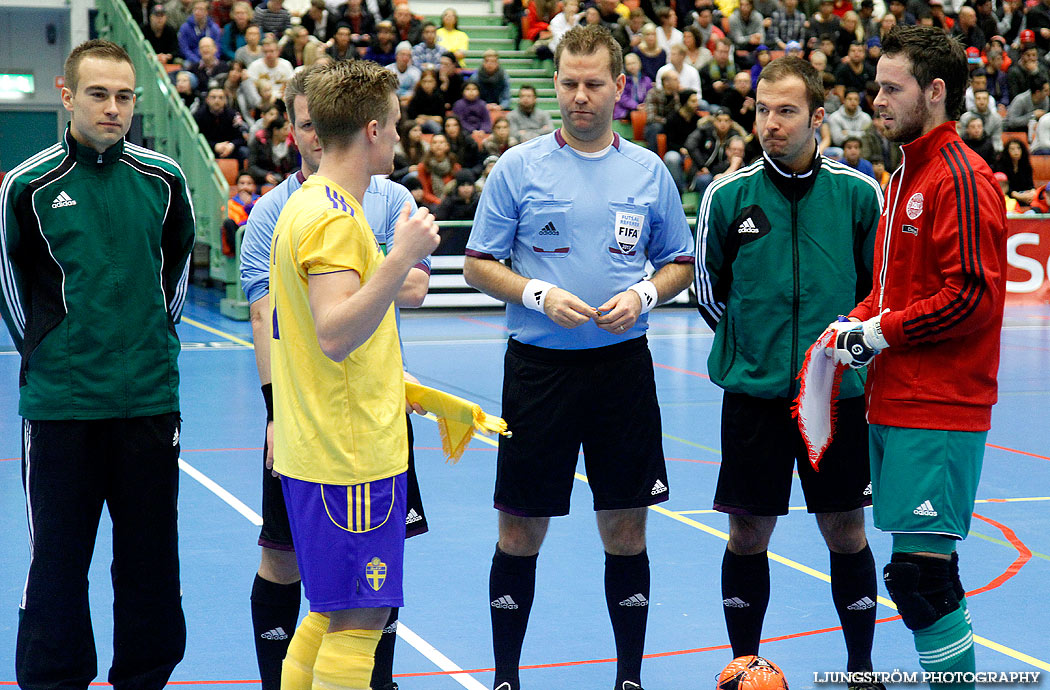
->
xmin=179 ymin=458 xmax=262 ymax=526
xmin=396 ymin=624 xmax=489 ymax=690
xmin=176 ymin=456 xmax=487 ymax=688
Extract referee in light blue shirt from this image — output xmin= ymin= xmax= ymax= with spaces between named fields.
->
xmin=463 ymin=25 xmax=694 ymax=690
xmin=237 ymin=66 xmax=431 ymax=690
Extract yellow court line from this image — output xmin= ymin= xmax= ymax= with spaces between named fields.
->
xmin=660 ymin=432 xmax=722 ymax=456
xmin=181 ymin=317 xmax=254 ymax=348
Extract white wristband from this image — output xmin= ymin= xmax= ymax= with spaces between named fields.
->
xmin=522 ymin=279 xmax=556 ymax=313
xmin=627 ymin=279 xmax=659 ymax=314
xmin=862 ymin=313 xmax=890 ymax=351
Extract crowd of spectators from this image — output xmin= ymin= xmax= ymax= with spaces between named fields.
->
xmin=130 ymin=0 xmax=1050 ymax=221
xmin=611 ymin=0 xmax=1050 ymax=207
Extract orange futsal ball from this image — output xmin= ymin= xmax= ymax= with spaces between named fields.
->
xmin=716 ymin=655 xmax=789 ymax=690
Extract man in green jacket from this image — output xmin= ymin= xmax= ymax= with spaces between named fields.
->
xmin=0 ymin=40 xmax=195 ymax=690
xmin=694 ymin=57 xmax=885 ymax=690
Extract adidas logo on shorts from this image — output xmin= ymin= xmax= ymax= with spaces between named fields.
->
xmin=863 ymin=482 xmax=872 ymax=497
xmin=491 ymin=595 xmax=519 ymax=609
xmin=260 ymin=627 xmax=289 ymax=641
xmin=619 ymin=593 xmax=649 ymax=607
xmin=383 ymin=622 xmax=399 ymax=634
xmin=406 ymin=509 xmax=422 ymax=524
xmin=847 ymin=597 xmax=876 ymax=611
xmin=650 ymin=479 xmax=667 ymax=496
xmin=913 ymin=500 xmax=938 ymax=517
xmin=723 ymin=597 xmax=750 ymax=608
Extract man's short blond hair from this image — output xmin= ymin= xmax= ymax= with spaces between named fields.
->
xmin=284 ymin=65 xmax=315 ymax=125
xmin=554 ymin=25 xmax=624 ymax=79
xmin=305 ymin=59 xmax=398 ymax=149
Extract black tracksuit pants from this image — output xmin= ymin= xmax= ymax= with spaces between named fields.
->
xmin=16 ymin=414 xmax=186 ymax=690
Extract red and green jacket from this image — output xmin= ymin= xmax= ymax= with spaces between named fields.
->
xmin=850 ymin=121 xmax=1007 ymax=431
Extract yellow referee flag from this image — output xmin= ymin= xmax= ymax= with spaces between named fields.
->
xmin=404 ymin=381 xmax=511 ymax=464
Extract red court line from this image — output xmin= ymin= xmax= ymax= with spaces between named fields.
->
xmin=0 ymin=457 xmax=16 ymax=462
xmin=986 ymin=443 xmax=1050 ymax=462
xmin=967 ymin=512 xmax=1032 ymax=597
xmin=653 ymin=361 xmax=710 ymax=379
xmin=395 ymin=510 xmax=1031 ymax=678
xmin=456 ymin=315 xmax=509 ymax=331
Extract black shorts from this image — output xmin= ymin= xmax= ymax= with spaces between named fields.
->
xmin=494 ymin=337 xmax=668 ymax=517
xmin=714 ymin=392 xmax=872 ymax=516
xmin=259 ymin=414 xmax=428 ymax=549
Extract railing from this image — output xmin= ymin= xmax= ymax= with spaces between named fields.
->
xmin=93 ymin=0 xmax=242 ymax=317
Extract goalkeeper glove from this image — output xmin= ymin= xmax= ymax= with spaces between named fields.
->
xmin=826 ymin=314 xmax=890 ymax=369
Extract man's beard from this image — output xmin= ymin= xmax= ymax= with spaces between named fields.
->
xmin=885 ymin=98 xmax=928 ymax=144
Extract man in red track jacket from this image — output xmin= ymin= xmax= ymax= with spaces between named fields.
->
xmin=826 ymin=26 xmax=1007 ymax=689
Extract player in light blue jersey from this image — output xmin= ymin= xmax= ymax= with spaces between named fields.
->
xmin=464 ymin=25 xmax=694 ymax=690
xmin=238 ymin=66 xmax=431 ymax=690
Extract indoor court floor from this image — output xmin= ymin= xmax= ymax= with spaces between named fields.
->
xmin=1 ymin=286 xmax=1048 ymax=689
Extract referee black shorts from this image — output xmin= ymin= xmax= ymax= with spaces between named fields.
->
xmin=259 ymin=413 xmax=429 ymax=550
xmin=494 ymin=336 xmax=669 ymax=517
xmin=714 ymin=391 xmax=872 ymax=516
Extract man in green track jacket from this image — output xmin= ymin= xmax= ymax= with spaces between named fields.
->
xmin=694 ymin=56 xmax=887 ymax=689
xmin=0 ymin=40 xmax=195 ymax=690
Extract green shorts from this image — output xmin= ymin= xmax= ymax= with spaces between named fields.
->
xmin=869 ymin=424 xmax=986 ymax=540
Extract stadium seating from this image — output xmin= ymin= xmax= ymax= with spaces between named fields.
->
xmin=217 ymin=158 xmax=242 ymax=186
xmin=1033 ymin=154 xmax=1050 ymax=189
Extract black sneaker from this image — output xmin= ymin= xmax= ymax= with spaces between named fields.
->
xmin=620 ymin=682 xmax=644 ymax=690
xmin=373 ymin=684 xmax=399 ymax=690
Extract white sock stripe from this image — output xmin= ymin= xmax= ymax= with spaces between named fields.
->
xmin=919 ymin=631 xmax=975 ymax=657
xmin=918 ymin=632 xmax=974 ymax=663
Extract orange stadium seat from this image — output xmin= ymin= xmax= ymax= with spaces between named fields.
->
xmin=630 ymin=109 xmax=646 ymax=141
xmin=1032 ymin=154 xmax=1050 ymax=188
xmin=1002 ymin=131 xmax=1029 ymax=147
xmin=217 ymin=158 xmax=241 ymax=186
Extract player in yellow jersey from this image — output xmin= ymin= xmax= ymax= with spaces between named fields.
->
xmin=268 ymin=59 xmax=440 ymax=690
